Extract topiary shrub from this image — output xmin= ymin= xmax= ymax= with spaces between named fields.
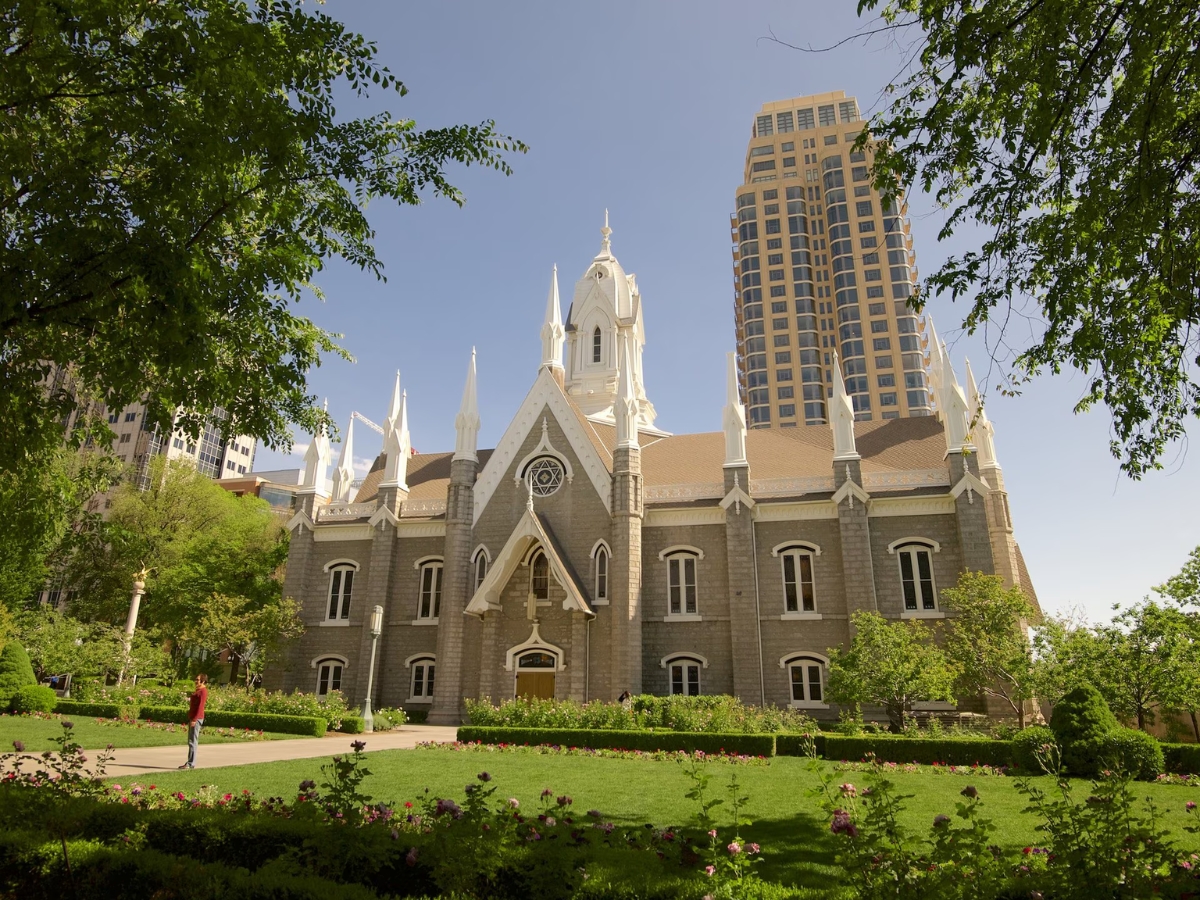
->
xmin=1009 ymin=726 xmax=1058 ymax=774
xmin=10 ymin=685 xmax=58 ymax=714
xmin=0 ymin=642 xmax=37 ymax=708
xmin=1100 ymin=728 xmax=1164 ymax=780
xmin=1050 ymin=684 xmax=1119 ymax=777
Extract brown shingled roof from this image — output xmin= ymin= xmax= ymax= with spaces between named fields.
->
xmin=353 ymin=449 xmax=495 ymax=505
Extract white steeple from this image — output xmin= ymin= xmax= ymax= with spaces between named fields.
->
xmin=301 ymin=399 xmax=332 ymax=494
xmin=562 ymin=214 xmax=664 ymax=434
xmin=330 ymin=414 xmax=355 ymax=503
xmin=615 ymin=331 xmax=639 ymax=449
xmin=926 ymin=317 xmax=946 ymax=420
xmin=454 ymin=347 xmax=481 ymax=462
xmin=940 ymin=353 xmax=973 ymax=454
xmin=722 ymin=352 xmax=748 ymax=468
xmin=382 ymin=372 xmax=411 ymax=489
xmin=964 ymin=358 xmax=999 ymax=469
xmin=830 ymin=353 xmax=859 ymax=461
xmin=540 ymin=266 xmax=565 ymax=371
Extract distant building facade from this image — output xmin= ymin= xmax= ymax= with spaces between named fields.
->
xmin=271 ymin=224 xmax=1036 ymax=723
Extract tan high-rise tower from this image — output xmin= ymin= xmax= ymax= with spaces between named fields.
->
xmin=732 ymin=91 xmax=931 ymax=427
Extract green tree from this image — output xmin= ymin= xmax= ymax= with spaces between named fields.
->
xmin=16 ymin=605 xmax=88 ymax=683
xmin=827 ymin=610 xmax=958 ymax=731
xmin=0 ymin=446 xmax=120 ymax=610
xmin=0 ymin=641 xmax=37 ymax=705
xmin=1155 ymin=546 xmax=1200 ymax=608
xmin=1100 ymin=600 xmax=1195 ymax=732
xmin=0 ymin=0 xmax=525 ymax=474
xmin=181 ymin=592 xmax=304 ymax=686
xmin=847 ymin=0 xmax=1200 ymax=476
xmin=940 ymin=571 xmax=1038 ymax=727
xmin=65 ymin=457 xmax=287 ymax=649
xmin=1030 ymin=615 xmax=1111 ymax=708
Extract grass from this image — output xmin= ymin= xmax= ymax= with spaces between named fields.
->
xmin=130 ymin=744 xmax=1200 ymax=892
xmin=0 ymin=713 xmax=303 ymax=751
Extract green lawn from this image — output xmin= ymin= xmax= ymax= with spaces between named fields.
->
xmin=132 ymin=746 xmax=1200 ymax=892
xmin=0 ymin=713 xmax=302 ymax=751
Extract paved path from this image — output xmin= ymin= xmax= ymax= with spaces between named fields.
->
xmin=102 ymin=724 xmax=460 ymax=777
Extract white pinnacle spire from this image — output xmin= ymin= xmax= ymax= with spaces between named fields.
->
xmin=331 ymin=415 xmax=355 ymax=503
xmin=964 ymin=358 xmax=998 ymax=468
xmin=830 ymin=353 xmax=859 ymax=461
xmin=301 ymin=399 xmax=332 ymax=493
xmin=596 ymin=209 xmax=613 ymax=259
xmin=941 ymin=353 xmax=973 ymax=454
xmin=382 ymin=374 xmax=411 ymax=489
xmin=926 ymin=317 xmax=946 ymax=420
xmin=454 ymin=347 xmax=481 ymax=462
xmin=540 ymin=266 xmax=565 ymax=371
xmin=722 ymin=352 xmax=748 ymax=468
xmin=615 ymin=331 xmax=638 ymax=449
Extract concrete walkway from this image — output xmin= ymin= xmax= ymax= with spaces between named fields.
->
xmin=102 ymin=724 xmax=460 ymax=777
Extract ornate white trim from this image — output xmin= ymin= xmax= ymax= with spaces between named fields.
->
xmin=750 ymin=475 xmax=836 ymax=496
xmin=310 ymin=653 xmax=349 ymax=669
xmin=368 ymin=505 xmax=400 ymax=529
xmin=285 ymin=510 xmax=314 ymax=533
xmin=322 ymin=558 xmax=361 ymax=572
xmin=396 ymin=521 xmax=446 ymax=538
xmin=590 ymin=539 xmax=612 ymax=559
xmin=780 ymin=651 xmax=830 ymax=668
xmin=513 ymin=417 xmax=575 ymax=485
xmin=886 ymin=536 xmax=942 ymax=554
xmin=504 ymin=622 xmax=567 ymax=672
xmin=404 ymin=653 xmax=436 ymax=668
xmin=657 ymin=544 xmax=705 ymax=561
xmin=868 ymin=496 xmax=955 ymax=517
xmin=401 ymin=498 xmax=447 ymax=517
xmin=644 ymin=482 xmax=724 ymax=502
xmin=313 ymin=524 xmax=373 ymax=542
xmin=950 ymin=472 xmax=990 ymax=505
xmin=660 ymin=652 xmax=710 ymax=669
xmin=770 ymin=541 xmax=822 ymax=557
xmin=862 ymin=468 xmax=950 ymax=490
xmin=754 ymin=501 xmax=839 ymax=521
xmin=474 ymin=369 xmax=613 ymax=524
xmin=832 ymin=478 xmax=871 ymax=509
xmin=316 ymin=502 xmax=377 ymax=522
xmin=412 ymin=555 xmax=444 ymax=570
xmin=644 ymin=507 xmax=727 ymax=527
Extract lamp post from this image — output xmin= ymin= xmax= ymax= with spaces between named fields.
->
xmin=362 ymin=604 xmax=384 ymax=733
xmin=116 ymin=576 xmax=147 ymax=686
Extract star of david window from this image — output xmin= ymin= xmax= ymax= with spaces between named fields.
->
xmin=526 ymin=457 xmax=564 ymax=497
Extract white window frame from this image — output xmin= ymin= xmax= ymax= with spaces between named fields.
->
xmin=315 ymin=657 xmax=345 ymax=698
xmin=591 ymin=540 xmax=611 ymax=606
xmin=781 ymin=653 xmax=829 ymax=709
xmin=889 ymin=540 xmax=941 ymax=618
xmin=472 ymin=546 xmax=490 ymax=594
xmin=406 ymin=654 xmax=436 ymax=703
xmin=664 ymin=655 xmax=703 ymax=696
xmin=323 ymin=562 xmax=358 ymax=624
xmin=772 ymin=541 xmax=821 ymax=618
xmin=592 ymin=326 xmax=602 ymax=364
xmin=530 ymin=550 xmax=550 ymax=600
xmin=414 ymin=558 xmax=444 ymax=623
xmin=665 ymin=552 xmax=699 ymax=620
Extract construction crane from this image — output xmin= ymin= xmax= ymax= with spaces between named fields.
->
xmin=351 ymin=411 xmax=384 ymax=435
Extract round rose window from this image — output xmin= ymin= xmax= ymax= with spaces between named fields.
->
xmin=526 ymin=457 xmax=564 ymax=496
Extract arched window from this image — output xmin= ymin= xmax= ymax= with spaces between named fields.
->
xmin=783 ymin=654 xmax=827 ymax=706
xmin=472 ymin=548 xmax=489 ymax=594
xmin=408 ymin=656 xmax=435 ymax=702
xmin=778 ymin=546 xmax=816 ymax=613
xmin=665 ymin=655 xmax=703 ymax=696
xmin=531 ymin=551 xmax=550 ymax=600
xmin=664 ymin=550 xmax=700 ymax=617
xmin=895 ymin=543 xmax=936 ymax=611
xmin=594 ymin=545 xmax=609 ymax=604
xmin=417 ymin=559 xmax=443 ymax=620
xmin=326 ymin=565 xmax=355 ymax=621
xmin=592 ymin=327 xmax=602 ymax=363
xmin=315 ymin=658 xmax=344 ymax=697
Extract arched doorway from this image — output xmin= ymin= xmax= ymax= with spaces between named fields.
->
xmin=515 ymin=651 xmax=557 ymax=699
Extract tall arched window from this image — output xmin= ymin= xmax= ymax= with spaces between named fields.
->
xmin=775 ymin=544 xmax=817 ymax=613
xmin=592 ymin=327 xmax=602 ymax=363
xmin=594 ymin=546 xmax=609 ymax=604
xmin=665 ymin=551 xmax=699 ymax=616
xmin=531 ymin=551 xmax=550 ymax=600
xmin=326 ymin=565 xmax=355 ymax=621
xmin=417 ymin=560 xmax=443 ymax=620
xmin=315 ymin=658 xmax=344 ymax=697
xmin=896 ymin=543 xmax=936 ymax=611
xmin=665 ymin=655 xmax=703 ymax=696
xmin=472 ymin=548 xmax=489 ymax=594
xmin=783 ymin=654 xmax=827 ymax=707
xmin=408 ymin=656 xmax=435 ymax=702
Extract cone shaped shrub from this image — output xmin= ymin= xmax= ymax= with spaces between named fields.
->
xmin=1050 ymin=684 xmax=1119 ymax=777
xmin=0 ymin=641 xmax=37 ymax=709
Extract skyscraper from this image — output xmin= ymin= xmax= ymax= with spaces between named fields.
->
xmin=732 ymin=90 xmax=931 ymax=428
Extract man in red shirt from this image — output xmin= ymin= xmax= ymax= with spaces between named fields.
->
xmin=179 ymin=673 xmax=208 ymax=769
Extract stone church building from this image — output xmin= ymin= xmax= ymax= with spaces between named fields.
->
xmin=270 ymin=223 xmax=1037 ymax=724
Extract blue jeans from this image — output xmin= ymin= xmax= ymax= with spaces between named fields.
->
xmin=186 ymin=720 xmax=203 ymax=767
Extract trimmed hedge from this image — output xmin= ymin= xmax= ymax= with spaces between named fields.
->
xmin=1101 ymin=728 xmax=1164 ymax=780
xmin=457 ymin=726 xmax=777 ymax=757
xmin=776 ymin=733 xmax=1015 ymax=768
xmin=139 ymin=705 xmax=327 ymax=737
xmin=1162 ymin=742 xmax=1200 ymax=775
xmin=337 ymin=716 xmax=365 ymax=734
xmin=10 ymin=685 xmax=58 ymax=714
xmin=54 ymin=700 xmax=123 ymax=719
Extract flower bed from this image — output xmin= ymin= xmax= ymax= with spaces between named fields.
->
xmin=456 ymin=726 xmax=777 ymax=757
xmin=417 ymin=739 xmax=770 ymax=765
xmin=776 ymin=733 xmax=1016 ymax=768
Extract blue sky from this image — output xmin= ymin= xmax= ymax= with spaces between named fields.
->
xmin=254 ymin=0 xmax=1199 ymax=621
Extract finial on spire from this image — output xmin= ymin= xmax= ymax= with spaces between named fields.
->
xmin=940 ymin=352 xmax=973 ymax=454
xmin=722 ymin=351 xmax=748 ymax=468
xmin=540 ymin=266 xmax=565 ymax=370
xmin=454 ymin=347 xmax=480 ymax=463
xmin=301 ymin=411 xmax=332 ymax=494
xmin=526 ymin=475 xmax=535 ymax=513
xmin=599 ymin=209 xmax=612 ymax=256
xmin=331 ymin=414 xmax=356 ymax=502
xmin=830 ymin=352 xmax=859 ymax=461
xmin=382 ymin=377 xmax=411 ymax=489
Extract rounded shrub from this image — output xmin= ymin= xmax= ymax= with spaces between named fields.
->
xmin=10 ymin=684 xmax=58 ymax=714
xmin=1010 ymin=725 xmax=1058 ymax=774
xmin=1050 ymin=684 xmax=1119 ymax=777
xmin=0 ymin=641 xmax=37 ymax=708
xmin=1100 ymin=728 xmax=1164 ymax=780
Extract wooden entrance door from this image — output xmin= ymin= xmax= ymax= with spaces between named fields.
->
xmin=516 ymin=672 xmax=555 ymax=699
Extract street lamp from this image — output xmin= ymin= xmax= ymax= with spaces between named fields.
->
xmin=362 ymin=604 xmax=384 ymax=733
